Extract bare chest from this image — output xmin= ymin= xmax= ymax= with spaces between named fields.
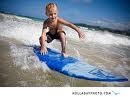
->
xmin=48 ymin=22 xmax=59 ymax=33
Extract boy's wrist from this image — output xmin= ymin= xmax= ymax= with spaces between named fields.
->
xmin=41 ymin=46 xmax=46 ymax=49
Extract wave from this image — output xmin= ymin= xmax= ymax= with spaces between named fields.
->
xmin=0 ymin=12 xmax=130 ymax=46
xmin=0 ymin=12 xmax=130 ymax=86
xmin=75 ymin=23 xmax=130 ymax=36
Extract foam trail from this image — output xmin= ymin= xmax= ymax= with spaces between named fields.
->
xmin=9 ymin=41 xmax=50 ymax=71
xmin=73 ymin=48 xmax=81 ymax=59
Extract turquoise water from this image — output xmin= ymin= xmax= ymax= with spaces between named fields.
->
xmin=0 ymin=13 xmax=130 ymax=86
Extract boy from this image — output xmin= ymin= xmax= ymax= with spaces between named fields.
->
xmin=40 ymin=3 xmax=85 ymax=56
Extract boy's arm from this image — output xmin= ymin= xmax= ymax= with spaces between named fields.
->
xmin=40 ymin=21 xmax=49 ymax=55
xmin=58 ymin=18 xmax=85 ymax=39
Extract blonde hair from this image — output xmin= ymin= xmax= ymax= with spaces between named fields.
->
xmin=46 ymin=3 xmax=58 ymax=13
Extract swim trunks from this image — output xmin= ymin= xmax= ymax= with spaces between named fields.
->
xmin=46 ymin=31 xmax=66 ymax=43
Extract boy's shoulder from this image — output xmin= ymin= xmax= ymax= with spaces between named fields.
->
xmin=57 ymin=17 xmax=65 ymax=23
xmin=44 ymin=18 xmax=49 ymax=23
xmin=57 ymin=17 xmax=63 ymax=21
xmin=43 ymin=18 xmax=50 ymax=26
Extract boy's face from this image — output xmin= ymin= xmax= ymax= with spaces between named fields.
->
xmin=46 ymin=6 xmax=58 ymax=22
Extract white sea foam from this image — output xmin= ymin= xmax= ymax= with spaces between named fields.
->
xmin=9 ymin=41 xmax=50 ymax=71
xmin=0 ymin=13 xmax=129 ymax=70
xmin=0 ymin=13 xmax=42 ymax=46
xmin=0 ymin=13 xmax=130 ymax=46
xmin=0 ymin=13 xmax=129 ymax=86
xmin=64 ymin=26 xmax=130 ymax=46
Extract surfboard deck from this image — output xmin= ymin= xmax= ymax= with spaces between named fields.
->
xmin=33 ymin=47 xmax=128 ymax=82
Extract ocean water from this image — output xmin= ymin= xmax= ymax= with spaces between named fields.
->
xmin=0 ymin=13 xmax=130 ymax=87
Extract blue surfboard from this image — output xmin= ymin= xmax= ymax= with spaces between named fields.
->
xmin=33 ymin=47 xmax=128 ymax=82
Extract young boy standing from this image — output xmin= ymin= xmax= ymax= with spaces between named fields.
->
xmin=39 ymin=3 xmax=85 ymax=56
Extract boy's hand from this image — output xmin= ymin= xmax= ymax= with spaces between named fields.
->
xmin=40 ymin=47 xmax=48 ymax=55
xmin=78 ymin=31 xmax=85 ymax=39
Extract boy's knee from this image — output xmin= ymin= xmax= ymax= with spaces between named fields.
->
xmin=59 ymin=31 xmax=66 ymax=38
xmin=59 ymin=31 xmax=66 ymax=35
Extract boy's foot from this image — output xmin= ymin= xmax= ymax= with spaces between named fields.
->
xmin=62 ymin=53 xmax=68 ymax=57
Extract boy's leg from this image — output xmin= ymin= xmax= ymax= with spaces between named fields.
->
xmin=58 ymin=32 xmax=66 ymax=54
